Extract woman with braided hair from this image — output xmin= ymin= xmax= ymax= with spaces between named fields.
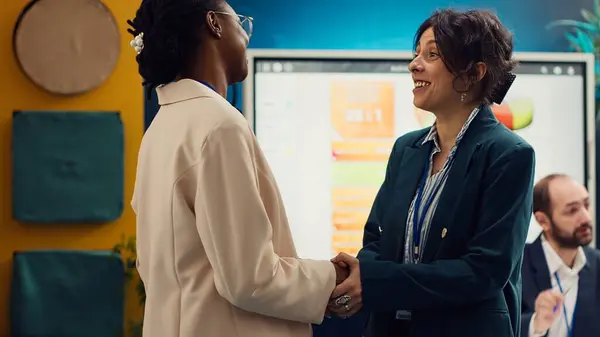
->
xmin=129 ymin=1 xmax=348 ymax=336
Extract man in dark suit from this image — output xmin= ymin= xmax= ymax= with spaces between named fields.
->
xmin=522 ymin=173 xmax=600 ymax=337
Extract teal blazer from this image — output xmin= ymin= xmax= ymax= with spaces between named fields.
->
xmin=357 ymin=105 xmax=535 ymax=337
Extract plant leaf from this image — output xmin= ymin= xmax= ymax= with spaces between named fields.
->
xmin=111 ymin=244 xmax=123 ymax=253
xmin=563 ymin=29 xmax=595 ymax=52
xmin=547 ymin=19 xmax=598 ymax=32
xmin=575 ymin=28 xmax=595 ymax=52
xmin=126 ymin=236 xmax=136 ymax=253
xmin=582 ymin=9 xmax=600 ymax=26
xmin=595 ymin=0 xmax=600 ymax=17
xmin=564 ymin=32 xmax=583 ymax=51
xmin=126 ymin=257 xmax=136 ymax=269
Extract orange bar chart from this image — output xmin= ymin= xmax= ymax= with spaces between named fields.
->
xmin=332 ymin=209 xmax=370 ymax=231
xmin=333 ymin=246 xmax=361 ymax=256
xmin=333 ymin=231 xmax=364 ymax=256
xmin=330 ymin=81 xmax=395 ymax=139
xmin=332 ymin=141 xmax=393 ymax=161
xmin=332 ymin=187 xmax=379 ymax=209
xmin=329 ymin=80 xmax=396 ymax=256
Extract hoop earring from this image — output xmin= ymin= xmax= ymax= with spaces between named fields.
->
xmin=460 ymin=93 xmax=467 ymax=102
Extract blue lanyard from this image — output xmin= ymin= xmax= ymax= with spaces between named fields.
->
xmin=412 ymin=148 xmax=454 ymax=262
xmin=554 ymin=272 xmax=575 ymax=337
xmin=199 ymin=81 xmax=217 ymax=93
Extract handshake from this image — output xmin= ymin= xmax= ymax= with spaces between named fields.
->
xmin=327 ymin=252 xmax=363 ymax=319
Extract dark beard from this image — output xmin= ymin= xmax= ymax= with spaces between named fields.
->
xmin=550 ymin=219 xmax=593 ymax=249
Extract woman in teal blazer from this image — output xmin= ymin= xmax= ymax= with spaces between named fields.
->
xmin=329 ymin=9 xmax=535 ymax=337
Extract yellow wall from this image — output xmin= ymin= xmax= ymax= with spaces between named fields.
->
xmin=0 ymin=0 xmax=143 ymax=334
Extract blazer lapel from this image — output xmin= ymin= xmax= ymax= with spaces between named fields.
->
xmin=420 ymin=106 xmax=497 ymax=263
xmin=529 ymin=238 xmax=553 ymax=291
xmin=572 ymin=251 xmax=597 ymax=337
xmin=380 ymin=142 xmax=431 ymax=261
xmin=420 ymin=139 xmax=479 ymax=263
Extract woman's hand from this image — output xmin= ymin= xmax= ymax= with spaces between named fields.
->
xmin=332 ymin=261 xmax=349 ymax=284
xmin=327 ymin=253 xmax=363 ymax=318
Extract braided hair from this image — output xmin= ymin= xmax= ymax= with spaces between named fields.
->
xmin=127 ymin=0 xmax=223 ymax=94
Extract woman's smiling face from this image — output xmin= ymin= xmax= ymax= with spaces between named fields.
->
xmin=409 ymin=27 xmax=460 ymax=112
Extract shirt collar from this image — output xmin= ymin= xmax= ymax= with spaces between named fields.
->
xmin=541 ymin=234 xmax=587 ymax=275
xmin=156 ymin=79 xmax=220 ymax=106
xmin=421 ymin=107 xmax=481 ymax=150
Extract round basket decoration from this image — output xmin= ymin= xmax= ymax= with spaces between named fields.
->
xmin=13 ymin=0 xmax=121 ymax=95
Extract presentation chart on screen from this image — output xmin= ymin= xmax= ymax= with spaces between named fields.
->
xmin=251 ymin=56 xmax=589 ymax=260
xmin=330 ymin=80 xmax=395 ymax=256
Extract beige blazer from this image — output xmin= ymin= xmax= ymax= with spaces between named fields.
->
xmin=131 ymin=79 xmax=336 ymax=337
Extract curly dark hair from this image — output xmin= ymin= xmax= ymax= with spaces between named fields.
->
xmin=414 ymin=9 xmax=517 ymax=104
xmin=126 ymin=0 xmax=224 ymax=94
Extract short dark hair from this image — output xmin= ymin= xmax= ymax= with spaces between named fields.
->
xmin=533 ymin=173 xmax=569 ymax=216
xmin=414 ymin=9 xmax=517 ymax=104
xmin=127 ymin=0 xmax=224 ymax=93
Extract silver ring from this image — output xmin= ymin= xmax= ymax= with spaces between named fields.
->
xmin=334 ymin=295 xmax=351 ymax=306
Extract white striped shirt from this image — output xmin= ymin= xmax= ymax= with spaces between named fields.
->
xmin=403 ymin=107 xmax=480 ymax=264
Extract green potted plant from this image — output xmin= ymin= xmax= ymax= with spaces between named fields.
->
xmin=546 ymin=0 xmax=600 ymax=103
xmin=113 ymin=234 xmax=145 ymax=337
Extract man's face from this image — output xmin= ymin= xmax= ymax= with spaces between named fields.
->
xmin=541 ymin=177 xmax=593 ymax=248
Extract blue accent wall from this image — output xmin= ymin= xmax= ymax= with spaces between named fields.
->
xmin=146 ymin=0 xmax=594 ymax=126
xmin=228 ymin=0 xmax=590 ymax=52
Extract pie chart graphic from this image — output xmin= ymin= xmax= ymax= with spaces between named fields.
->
xmin=491 ymin=98 xmax=534 ymax=131
xmin=413 ymin=98 xmax=533 ymax=131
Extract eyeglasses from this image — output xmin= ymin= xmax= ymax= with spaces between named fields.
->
xmin=213 ymin=12 xmax=254 ymax=39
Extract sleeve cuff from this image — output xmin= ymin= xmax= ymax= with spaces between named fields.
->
xmin=528 ymin=313 xmax=548 ymax=337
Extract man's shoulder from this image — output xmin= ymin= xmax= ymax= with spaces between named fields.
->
xmin=521 ymin=239 xmax=543 ymax=267
xmin=583 ymin=246 xmax=600 ymax=264
xmin=523 ymin=240 xmax=539 ymax=253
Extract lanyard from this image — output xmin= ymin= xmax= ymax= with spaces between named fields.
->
xmin=199 ymin=81 xmax=217 ymax=93
xmin=554 ymin=272 xmax=575 ymax=337
xmin=412 ymin=147 xmax=454 ymax=262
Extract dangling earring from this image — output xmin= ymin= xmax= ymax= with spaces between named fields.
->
xmin=460 ymin=93 xmax=467 ymax=102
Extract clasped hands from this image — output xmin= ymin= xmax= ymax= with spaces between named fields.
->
xmin=327 ymin=252 xmax=363 ymax=319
